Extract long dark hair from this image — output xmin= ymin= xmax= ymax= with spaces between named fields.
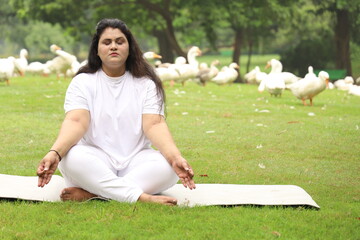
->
xmin=77 ymin=18 xmax=165 ymax=104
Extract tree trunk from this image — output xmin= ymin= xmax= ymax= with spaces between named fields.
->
xmin=246 ymin=38 xmax=253 ymax=73
xmin=137 ymin=0 xmax=186 ymax=58
xmin=232 ymin=28 xmax=243 ymax=83
xmin=335 ymin=9 xmax=352 ymax=76
xmin=153 ymin=29 xmax=175 ymax=63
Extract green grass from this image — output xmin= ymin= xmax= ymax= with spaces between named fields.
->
xmin=0 ymin=71 xmax=359 ymax=239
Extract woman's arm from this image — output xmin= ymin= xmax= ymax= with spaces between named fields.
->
xmin=142 ymin=114 xmax=195 ymax=189
xmin=37 ymin=109 xmax=90 ymax=187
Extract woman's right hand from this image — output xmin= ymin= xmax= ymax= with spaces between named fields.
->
xmin=37 ymin=151 xmax=60 ymax=187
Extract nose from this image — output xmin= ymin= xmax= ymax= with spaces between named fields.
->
xmin=110 ymin=41 xmax=117 ymax=50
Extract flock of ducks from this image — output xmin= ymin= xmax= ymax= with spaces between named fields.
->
xmin=152 ymin=46 xmax=239 ymax=87
xmin=0 ymin=44 xmax=87 ymax=84
xmin=1 ymin=45 xmax=359 ymax=105
xmin=245 ymin=58 xmax=360 ymax=105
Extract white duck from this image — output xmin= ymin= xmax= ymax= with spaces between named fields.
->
xmin=348 ymin=84 xmax=360 ymax=97
xmin=26 ymin=61 xmax=51 ymax=76
xmin=66 ymin=60 xmax=82 ymax=77
xmin=334 ymin=76 xmax=354 ymax=91
xmin=48 ymin=44 xmax=78 ymax=78
xmin=143 ymin=51 xmax=162 ymax=69
xmin=0 ymin=56 xmax=16 ymax=85
xmin=266 ymin=59 xmax=300 ymax=88
xmin=155 ymin=56 xmax=186 ymax=68
xmin=155 ymin=64 xmax=180 ymax=86
xmin=244 ymin=66 xmax=260 ymax=84
xmin=304 ymin=66 xmax=316 ymax=79
xmin=155 ymin=56 xmax=186 ymax=86
xmin=172 ymin=46 xmax=202 ymax=86
xmin=257 ymin=71 xmax=285 ymax=97
xmin=356 ymin=76 xmax=360 ymax=85
xmin=195 ymin=59 xmax=220 ymax=86
xmin=14 ymin=49 xmax=29 ymax=76
xmin=288 ymin=70 xmax=329 ymax=106
xmin=211 ymin=62 xmax=239 ymax=85
xmin=143 ymin=51 xmax=162 ymax=60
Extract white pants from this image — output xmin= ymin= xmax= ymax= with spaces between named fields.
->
xmin=58 ymin=144 xmax=179 ymax=203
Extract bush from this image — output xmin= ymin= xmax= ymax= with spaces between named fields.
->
xmin=279 ymin=37 xmax=335 ymax=77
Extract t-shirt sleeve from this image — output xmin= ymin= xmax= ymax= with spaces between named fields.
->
xmin=64 ymin=75 xmax=89 ymax=113
xmin=142 ymin=80 xmax=165 ymax=116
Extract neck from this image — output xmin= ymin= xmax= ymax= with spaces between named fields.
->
xmin=102 ymin=65 xmax=126 ymax=77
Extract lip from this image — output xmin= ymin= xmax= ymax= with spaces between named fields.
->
xmin=109 ymin=52 xmax=119 ymax=56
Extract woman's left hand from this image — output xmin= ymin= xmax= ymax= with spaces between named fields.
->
xmin=172 ymin=156 xmax=196 ymax=190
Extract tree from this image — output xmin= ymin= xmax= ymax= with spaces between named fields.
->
xmin=277 ymin=0 xmax=335 ymax=76
xmin=10 ymin=0 xmax=195 ymax=63
xmin=94 ymin=0 xmax=180 ymax=63
xmin=312 ymin=0 xmax=360 ymax=76
xmin=189 ymin=0 xmax=294 ymax=82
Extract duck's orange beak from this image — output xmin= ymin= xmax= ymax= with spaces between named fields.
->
xmin=265 ymin=62 xmax=271 ymax=69
xmin=154 ymin=53 xmax=162 ymax=59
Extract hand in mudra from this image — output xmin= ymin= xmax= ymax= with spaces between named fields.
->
xmin=172 ymin=157 xmax=196 ymax=190
xmin=37 ymin=152 xmax=60 ymax=187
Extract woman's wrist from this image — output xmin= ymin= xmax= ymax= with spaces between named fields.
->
xmin=49 ymin=149 xmax=62 ymax=162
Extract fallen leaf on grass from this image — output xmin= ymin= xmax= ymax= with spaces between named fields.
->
xmin=199 ymin=174 xmax=208 ymax=177
xmin=287 ymin=121 xmax=300 ymax=124
xmin=222 ymin=113 xmax=232 ymax=118
xmin=271 ymin=231 xmax=281 ymax=237
xmin=277 ymin=130 xmax=287 ymax=135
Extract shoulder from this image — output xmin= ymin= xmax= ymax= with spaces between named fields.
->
xmin=72 ymin=72 xmax=97 ymax=82
xmin=70 ymin=72 xmax=98 ymax=87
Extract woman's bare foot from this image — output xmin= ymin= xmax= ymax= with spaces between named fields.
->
xmin=138 ymin=193 xmax=177 ymax=206
xmin=60 ymin=187 xmax=97 ymax=202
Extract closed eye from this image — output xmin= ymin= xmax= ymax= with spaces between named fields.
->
xmin=116 ymin=38 xmax=126 ymax=45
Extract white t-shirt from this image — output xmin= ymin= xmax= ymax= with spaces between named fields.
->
xmin=64 ymin=69 xmax=164 ymax=169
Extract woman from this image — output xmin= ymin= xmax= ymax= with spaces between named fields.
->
xmin=37 ymin=18 xmax=195 ymax=205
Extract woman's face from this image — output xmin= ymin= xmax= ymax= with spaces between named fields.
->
xmin=97 ymin=27 xmax=129 ymax=77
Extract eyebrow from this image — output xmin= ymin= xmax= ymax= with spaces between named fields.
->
xmin=101 ymin=36 xmax=126 ymax=41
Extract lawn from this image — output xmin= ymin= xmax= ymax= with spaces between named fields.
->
xmin=0 ymin=69 xmax=359 ymax=239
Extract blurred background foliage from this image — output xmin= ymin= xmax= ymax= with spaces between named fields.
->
xmin=1 ymin=0 xmax=359 ymax=78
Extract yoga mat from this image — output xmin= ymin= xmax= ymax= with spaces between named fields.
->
xmin=0 ymin=174 xmax=65 ymax=202
xmin=0 ymin=174 xmax=320 ymax=208
xmin=160 ymin=184 xmax=320 ymax=208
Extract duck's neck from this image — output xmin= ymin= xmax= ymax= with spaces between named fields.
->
xmin=187 ymin=51 xmax=199 ymax=68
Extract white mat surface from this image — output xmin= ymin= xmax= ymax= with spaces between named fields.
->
xmin=0 ymin=174 xmax=319 ymax=208
xmin=160 ymin=184 xmax=320 ymax=208
xmin=0 ymin=174 xmax=65 ymax=202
